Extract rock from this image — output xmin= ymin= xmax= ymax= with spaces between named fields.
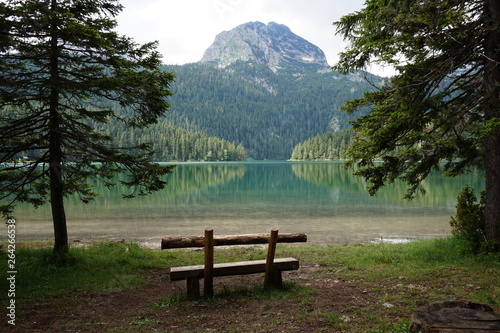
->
xmin=200 ymin=21 xmax=329 ymax=72
xmin=411 ymin=301 xmax=500 ymax=332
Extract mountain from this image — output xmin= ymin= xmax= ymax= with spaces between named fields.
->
xmin=201 ymin=21 xmax=329 ymax=72
xmin=115 ymin=22 xmax=379 ymax=160
xmin=161 ymin=62 xmax=375 ymax=160
xmin=157 ymin=21 xmax=379 ymax=160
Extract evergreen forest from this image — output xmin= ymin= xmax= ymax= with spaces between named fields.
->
xmin=158 ymin=61 xmax=376 ymax=160
xmin=290 ymin=128 xmax=355 ymax=161
xmin=97 ymin=120 xmax=247 ymax=162
xmin=93 ymin=61 xmax=378 ymax=161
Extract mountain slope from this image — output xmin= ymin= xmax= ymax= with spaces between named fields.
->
xmin=97 ymin=120 xmax=247 ymax=161
xmin=162 ymin=61 xmax=375 ymax=160
xmin=201 ymin=21 xmax=329 ymax=72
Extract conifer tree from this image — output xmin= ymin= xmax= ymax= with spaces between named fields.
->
xmin=334 ymin=0 xmax=500 ymax=248
xmin=0 ymin=0 xmax=175 ymax=254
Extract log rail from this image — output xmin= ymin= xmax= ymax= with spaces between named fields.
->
xmin=161 ymin=232 xmax=307 ymax=249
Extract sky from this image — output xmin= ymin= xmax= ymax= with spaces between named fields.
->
xmin=116 ymin=0 xmax=394 ymax=75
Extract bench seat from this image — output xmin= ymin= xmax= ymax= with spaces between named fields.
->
xmin=170 ymin=257 xmax=299 ymax=280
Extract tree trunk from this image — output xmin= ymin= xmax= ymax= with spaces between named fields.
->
xmin=49 ymin=99 xmax=68 ymax=255
xmin=50 ymin=150 xmax=68 ymax=255
xmin=483 ymin=0 xmax=500 ymax=247
xmin=49 ymin=0 xmax=68 ymax=255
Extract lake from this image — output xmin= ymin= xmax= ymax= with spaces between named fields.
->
xmin=12 ymin=161 xmax=484 ymax=245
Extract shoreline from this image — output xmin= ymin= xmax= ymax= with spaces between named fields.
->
xmin=1 ymin=235 xmax=433 ymax=251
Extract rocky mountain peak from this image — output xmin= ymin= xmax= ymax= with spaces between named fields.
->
xmin=200 ymin=21 xmax=329 ymax=72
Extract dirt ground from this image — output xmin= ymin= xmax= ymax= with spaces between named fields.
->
xmin=1 ymin=262 xmax=436 ymax=333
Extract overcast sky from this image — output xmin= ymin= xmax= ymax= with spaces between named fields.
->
xmin=115 ymin=0 xmax=394 ymax=74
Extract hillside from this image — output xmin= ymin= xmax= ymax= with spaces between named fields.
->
xmin=97 ymin=120 xmax=247 ymax=162
xmin=158 ymin=22 xmax=377 ymax=160
xmin=290 ymin=128 xmax=355 ymax=161
xmin=161 ymin=61 xmax=375 ymax=160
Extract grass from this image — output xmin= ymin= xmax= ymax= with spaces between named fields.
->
xmin=278 ymin=237 xmax=500 ymax=283
xmin=1 ymin=237 xmax=500 ymax=332
xmin=0 ymin=241 xmax=171 ymax=299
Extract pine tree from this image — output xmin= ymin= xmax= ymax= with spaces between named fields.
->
xmin=0 ymin=0 xmax=175 ymax=254
xmin=334 ymin=0 xmax=500 ymax=248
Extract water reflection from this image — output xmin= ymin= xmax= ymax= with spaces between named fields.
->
xmin=12 ymin=162 xmax=484 ymax=244
xmin=292 ymin=162 xmax=484 ymax=208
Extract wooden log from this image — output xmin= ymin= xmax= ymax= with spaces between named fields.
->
xmin=161 ymin=232 xmax=307 ymax=249
xmin=204 ymin=228 xmax=214 ymax=298
xmin=264 ymin=229 xmax=278 ymax=288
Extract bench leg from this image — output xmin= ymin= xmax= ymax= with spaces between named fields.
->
xmin=266 ymin=269 xmax=283 ymax=289
xmin=186 ymin=277 xmax=200 ymax=298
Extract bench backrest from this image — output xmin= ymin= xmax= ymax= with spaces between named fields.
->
xmin=161 ymin=230 xmax=307 ymax=249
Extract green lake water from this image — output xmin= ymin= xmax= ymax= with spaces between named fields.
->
xmin=11 ymin=161 xmax=484 ymax=245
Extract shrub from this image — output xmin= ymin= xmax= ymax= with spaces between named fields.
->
xmin=449 ymin=186 xmax=487 ymax=253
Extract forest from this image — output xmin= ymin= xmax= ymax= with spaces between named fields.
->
xmin=159 ymin=61 xmax=376 ymax=160
xmin=97 ymin=120 xmax=247 ymax=162
xmin=290 ymin=128 xmax=355 ymax=161
xmin=92 ymin=61 xmax=376 ymax=162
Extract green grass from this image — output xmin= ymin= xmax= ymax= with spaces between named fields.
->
xmin=0 ymin=242 xmax=171 ymax=300
xmin=276 ymin=236 xmax=500 ymax=279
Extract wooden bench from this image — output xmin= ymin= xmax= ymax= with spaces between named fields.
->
xmin=161 ymin=228 xmax=307 ymax=298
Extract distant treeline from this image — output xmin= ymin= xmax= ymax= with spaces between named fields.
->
xmin=97 ymin=121 xmax=247 ymax=162
xmin=290 ymin=128 xmax=354 ymax=161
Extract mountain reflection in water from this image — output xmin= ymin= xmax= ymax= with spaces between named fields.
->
xmin=13 ymin=161 xmax=484 ymax=244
